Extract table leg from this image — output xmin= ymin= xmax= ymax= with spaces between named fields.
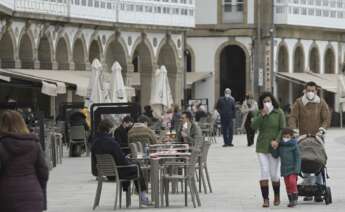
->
xmin=151 ymin=159 xmax=160 ymax=208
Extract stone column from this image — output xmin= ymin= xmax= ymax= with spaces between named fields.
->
xmin=66 ymin=89 xmax=73 ymax=103
xmin=85 ymin=61 xmax=91 ymax=71
xmin=69 ymin=61 xmax=75 ymax=71
xmin=50 ymin=96 xmax=56 ymax=118
xmin=52 ymin=60 xmax=58 ymax=70
xmin=14 ymin=59 xmax=21 ymax=69
xmin=33 ymin=48 xmax=40 ymax=69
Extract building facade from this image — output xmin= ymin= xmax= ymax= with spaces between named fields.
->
xmin=0 ymin=0 xmax=195 ymax=115
xmin=187 ymin=0 xmax=345 ymax=110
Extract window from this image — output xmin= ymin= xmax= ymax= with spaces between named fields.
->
xmin=224 ymin=0 xmax=232 ymax=12
xmin=237 ymin=0 xmax=243 ymax=12
xmin=223 ymin=0 xmax=243 ymax=13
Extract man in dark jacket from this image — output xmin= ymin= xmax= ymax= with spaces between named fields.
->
xmin=91 ymin=118 xmax=149 ymax=204
xmin=216 ymin=88 xmax=236 ymax=147
xmin=114 ymin=116 xmax=133 ymax=154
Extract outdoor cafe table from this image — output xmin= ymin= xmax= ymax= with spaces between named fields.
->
xmin=149 ymin=151 xmax=191 ymax=208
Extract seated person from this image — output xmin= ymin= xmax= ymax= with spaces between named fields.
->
xmin=114 ymin=116 xmax=133 ymax=154
xmin=91 ymin=119 xmax=149 ymax=204
xmin=177 ymin=111 xmax=203 ymax=146
xmin=128 ymin=115 xmax=158 ymax=145
xmin=195 ymin=105 xmax=208 ymax=122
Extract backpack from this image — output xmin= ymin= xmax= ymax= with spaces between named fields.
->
xmin=298 ymin=136 xmax=327 ymax=174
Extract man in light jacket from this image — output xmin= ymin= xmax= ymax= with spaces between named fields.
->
xmin=288 ymin=81 xmax=330 ymax=202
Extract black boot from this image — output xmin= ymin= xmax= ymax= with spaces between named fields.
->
xmin=293 ymin=193 xmax=298 ymax=206
xmin=287 ymin=193 xmax=297 ymax=207
xmin=272 ymin=181 xmax=280 ymax=206
xmin=260 ymin=180 xmax=269 ymax=207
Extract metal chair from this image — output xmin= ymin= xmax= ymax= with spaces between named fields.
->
xmin=196 ymin=141 xmax=213 ymax=193
xmin=160 ymin=149 xmax=201 ymax=208
xmin=93 ymin=154 xmax=142 ymax=210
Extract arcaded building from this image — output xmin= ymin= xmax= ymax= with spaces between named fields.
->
xmin=187 ymin=0 xmax=345 ymax=110
xmin=0 ymin=0 xmax=195 ymax=115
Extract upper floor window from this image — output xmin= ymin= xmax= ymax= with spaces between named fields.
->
xmin=223 ymin=0 xmax=243 ymax=13
xmin=223 ymin=0 xmax=244 ymax=23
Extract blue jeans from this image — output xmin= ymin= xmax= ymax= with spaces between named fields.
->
xmin=221 ymin=119 xmax=233 ymax=145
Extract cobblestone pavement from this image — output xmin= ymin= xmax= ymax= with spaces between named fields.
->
xmin=47 ymin=129 xmax=345 ymax=212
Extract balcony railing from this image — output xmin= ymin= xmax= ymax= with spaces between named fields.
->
xmin=0 ymin=0 xmax=195 ymax=28
xmin=275 ymin=0 xmax=345 ymax=29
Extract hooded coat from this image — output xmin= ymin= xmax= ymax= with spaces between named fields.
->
xmin=0 ymin=133 xmax=49 ymax=212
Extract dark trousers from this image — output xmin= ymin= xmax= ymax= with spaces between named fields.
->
xmin=221 ymin=119 xmax=233 ymax=145
xmin=245 ymin=116 xmax=255 ymax=146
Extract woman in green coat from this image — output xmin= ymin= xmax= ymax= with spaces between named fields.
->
xmin=251 ymin=92 xmax=286 ymax=208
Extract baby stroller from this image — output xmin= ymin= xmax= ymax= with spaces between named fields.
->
xmin=297 ymin=135 xmax=332 ymax=205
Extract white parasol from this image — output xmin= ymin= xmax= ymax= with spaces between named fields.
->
xmin=150 ymin=65 xmax=174 ymax=115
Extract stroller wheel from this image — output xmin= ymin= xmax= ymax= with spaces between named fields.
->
xmin=325 ymin=187 xmax=332 ymax=205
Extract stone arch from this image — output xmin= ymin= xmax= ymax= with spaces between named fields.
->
xmin=324 ymin=46 xmax=335 ymax=74
xmin=214 ymin=40 xmax=250 ymax=101
xmin=38 ymin=32 xmax=54 ymax=69
xmin=293 ymin=43 xmax=305 ymax=73
xmin=104 ymin=35 xmax=129 ymax=72
xmin=0 ymin=30 xmax=16 ymax=68
xmin=55 ymin=34 xmax=72 ymax=70
xmin=292 ymin=43 xmax=306 ymax=101
xmin=18 ymin=30 xmax=35 ymax=69
xmin=131 ymin=36 xmax=155 ymax=65
xmin=277 ymin=42 xmax=289 ymax=73
xmin=276 ymin=42 xmax=290 ymax=106
xmin=309 ymin=44 xmax=320 ymax=73
xmin=157 ymin=38 xmax=179 ymax=101
xmin=73 ymin=35 xmax=88 ymax=70
xmin=131 ymin=37 xmax=155 ymax=107
xmin=185 ymin=45 xmax=195 ymax=73
xmin=89 ymin=38 xmax=103 ymax=63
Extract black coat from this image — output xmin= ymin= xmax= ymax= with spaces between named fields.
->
xmin=216 ymin=96 xmax=236 ymax=121
xmin=0 ymin=133 xmax=49 ymax=212
xmin=114 ymin=125 xmax=129 ymax=148
xmin=91 ymin=133 xmax=138 ymax=179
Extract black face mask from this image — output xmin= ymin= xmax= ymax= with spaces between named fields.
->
xmin=245 ymin=96 xmax=250 ymax=100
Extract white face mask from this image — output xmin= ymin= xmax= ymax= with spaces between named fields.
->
xmin=306 ymin=91 xmax=316 ymax=100
xmin=282 ymin=138 xmax=290 ymax=142
xmin=225 ymin=94 xmax=231 ymax=98
xmin=264 ymin=102 xmax=274 ymax=113
xmin=183 ymin=122 xmax=188 ymax=129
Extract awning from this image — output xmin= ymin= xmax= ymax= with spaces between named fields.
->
xmin=0 ymin=69 xmax=90 ymax=96
xmin=0 ymin=74 xmax=11 ymax=82
xmin=186 ymin=72 xmax=212 ymax=86
xmin=275 ymin=72 xmax=339 ymax=93
xmin=126 ymin=72 xmax=213 ymax=87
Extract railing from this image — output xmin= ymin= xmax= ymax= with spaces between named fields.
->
xmin=275 ymin=0 xmax=345 ymax=29
xmin=0 ymin=0 xmax=195 ymax=27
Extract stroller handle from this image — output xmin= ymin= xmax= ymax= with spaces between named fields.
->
xmin=297 ymin=134 xmax=325 ymax=143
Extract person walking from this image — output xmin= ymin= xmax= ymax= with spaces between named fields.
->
xmin=271 ymin=128 xmax=301 ymax=207
xmin=0 ymin=110 xmax=49 ymax=212
xmin=241 ymin=93 xmax=258 ymax=146
xmin=251 ymin=92 xmax=285 ymax=207
xmin=288 ymin=81 xmax=330 ymax=202
xmin=216 ymin=88 xmax=236 ymax=147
